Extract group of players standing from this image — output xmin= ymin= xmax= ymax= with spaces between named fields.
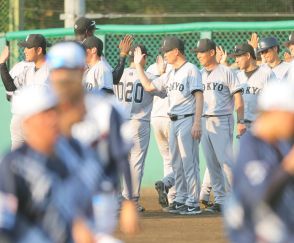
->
xmin=0 ymin=16 xmax=294 ymax=242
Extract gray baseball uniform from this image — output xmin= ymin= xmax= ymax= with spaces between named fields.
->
xmin=152 ymin=62 xmax=203 ymax=207
xmin=114 ymin=67 xmax=159 ymax=202
xmin=147 ymin=63 xmax=175 ymax=203
xmin=200 ymin=64 xmax=242 ymax=205
xmin=237 ymin=65 xmax=275 ymax=125
xmin=10 ymin=62 xmax=49 ymax=150
xmin=83 ymin=59 xmax=113 ymax=92
xmin=262 ymin=61 xmax=290 ymax=81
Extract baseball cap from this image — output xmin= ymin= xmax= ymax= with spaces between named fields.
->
xmin=257 ymin=37 xmax=279 ymax=53
xmin=284 ymin=32 xmax=294 ymax=47
xmin=129 ymin=44 xmax=150 ymax=57
xmin=258 ymin=81 xmax=294 ymax=112
xmin=46 ymin=41 xmax=86 ymax=70
xmin=194 ymin=39 xmax=216 ymax=52
xmin=18 ymin=34 xmax=51 ymax=49
xmin=229 ymin=43 xmax=256 ymax=59
xmin=74 ymin=17 xmax=98 ymax=35
xmin=12 ymin=85 xmax=58 ymax=119
xmin=160 ymin=36 xmax=185 ymax=53
xmin=82 ymin=36 xmax=103 ymax=52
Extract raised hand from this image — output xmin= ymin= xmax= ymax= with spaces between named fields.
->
xmin=134 ymin=47 xmax=145 ymax=66
xmin=0 ymin=46 xmax=10 ymax=64
xmin=248 ymin=33 xmax=259 ymax=49
xmin=119 ymin=35 xmax=133 ymax=57
xmin=156 ymin=55 xmax=167 ymax=75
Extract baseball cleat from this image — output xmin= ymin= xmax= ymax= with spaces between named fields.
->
xmin=155 ymin=180 xmax=169 ymax=208
xmin=200 ymin=200 xmax=214 ymax=209
xmin=168 ymin=201 xmax=185 ymax=214
xmin=205 ymin=203 xmax=222 ymax=213
xmin=179 ymin=205 xmax=202 ymax=215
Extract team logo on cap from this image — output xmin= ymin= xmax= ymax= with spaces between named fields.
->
xmin=197 ymin=40 xmax=200 ymax=47
xmin=26 ymin=35 xmax=30 ymax=41
xmin=289 ymin=34 xmax=292 ymax=40
xmin=74 ymin=24 xmax=78 ymax=29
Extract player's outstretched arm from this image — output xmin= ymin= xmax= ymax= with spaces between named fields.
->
xmin=0 ymin=46 xmax=17 ymax=93
xmin=134 ymin=47 xmax=157 ymax=92
xmin=191 ymin=91 xmax=203 ymax=140
xmin=234 ymin=92 xmax=246 ymax=137
xmin=112 ymin=35 xmax=134 ymax=84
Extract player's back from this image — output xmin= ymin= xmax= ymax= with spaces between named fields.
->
xmin=114 ymin=67 xmax=156 ymax=121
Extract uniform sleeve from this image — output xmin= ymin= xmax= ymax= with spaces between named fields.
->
xmin=226 ymin=68 xmax=243 ymax=95
xmin=112 ymin=57 xmax=126 ymax=85
xmin=151 ymin=71 xmax=169 ymax=95
xmin=189 ymin=66 xmax=203 ymax=94
xmin=96 ymin=64 xmax=113 ymax=89
xmin=0 ymin=63 xmax=17 ymax=92
xmin=146 ymin=72 xmax=167 ymax=98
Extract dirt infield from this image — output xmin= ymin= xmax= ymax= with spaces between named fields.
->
xmin=116 ymin=188 xmax=228 ymax=243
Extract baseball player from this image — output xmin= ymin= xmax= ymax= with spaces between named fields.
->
xmin=0 ymin=85 xmax=102 ymax=242
xmin=0 ymin=34 xmax=50 ymax=150
xmin=146 ymin=56 xmax=176 ymax=209
xmin=74 ymin=16 xmax=133 ymax=85
xmin=82 ymin=36 xmax=114 ymax=93
xmin=113 ymin=44 xmax=161 ymax=212
xmin=195 ymin=38 xmax=246 ymax=213
xmin=224 ymin=81 xmax=294 ymax=242
xmin=134 ymin=37 xmax=204 ymax=215
xmin=284 ymin=32 xmax=294 ymax=59
xmin=257 ymin=36 xmax=290 ymax=81
xmin=229 ymin=43 xmax=275 ymax=128
xmin=46 ymin=41 xmax=139 ymax=239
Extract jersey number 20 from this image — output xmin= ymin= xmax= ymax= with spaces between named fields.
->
xmin=116 ymin=82 xmax=143 ymax=103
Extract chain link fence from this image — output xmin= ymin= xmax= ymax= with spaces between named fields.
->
xmin=0 ymin=0 xmax=9 ymax=33
xmin=5 ymin=22 xmax=294 ymax=69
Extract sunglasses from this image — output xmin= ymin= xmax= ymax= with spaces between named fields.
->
xmin=260 ymin=48 xmax=272 ymax=54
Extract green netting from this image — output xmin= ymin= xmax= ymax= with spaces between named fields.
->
xmin=4 ymin=21 xmax=294 ymax=69
xmin=0 ymin=0 xmax=9 ymax=33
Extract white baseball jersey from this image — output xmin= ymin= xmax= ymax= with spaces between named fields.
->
xmin=10 ymin=62 xmax=50 ymax=114
xmin=114 ymin=67 xmax=160 ymax=121
xmin=262 ymin=62 xmax=290 ymax=81
xmin=237 ymin=65 xmax=275 ymax=121
xmin=286 ymin=60 xmax=294 ymax=84
xmin=146 ymin=63 xmax=172 ymax=118
xmin=83 ymin=59 xmax=113 ymax=91
xmin=201 ymin=64 xmax=242 ymax=115
xmin=152 ymin=62 xmax=203 ymax=115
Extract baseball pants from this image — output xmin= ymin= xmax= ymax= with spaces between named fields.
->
xmin=122 ymin=119 xmax=150 ymax=202
xmin=151 ymin=116 xmax=175 ymax=203
xmin=169 ymin=116 xmax=200 ymax=207
xmin=201 ymin=115 xmax=234 ymax=205
xmin=200 ymin=168 xmax=212 ymax=202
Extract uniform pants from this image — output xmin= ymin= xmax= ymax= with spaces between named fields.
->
xmin=10 ymin=114 xmax=25 ymax=150
xmin=200 ymin=168 xmax=212 ymax=202
xmin=201 ymin=115 xmax=234 ymax=204
xmin=122 ymin=119 xmax=150 ymax=202
xmin=170 ymin=116 xmax=200 ymax=207
xmin=151 ymin=116 xmax=175 ymax=203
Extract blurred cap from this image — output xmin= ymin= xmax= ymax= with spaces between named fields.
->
xmin=129 ymin=44 xmax=150 ymax=57
xmin=229 ymin=43 xmax=256 ymax=59
xmin=160 ymin=36 xmax=184 ymax=53
xmin=18 ymin=34 xmax=51 ymax=49
xmin=194 ymin=39 xmax=216 ymax=52
xmin=257 ymin=37 xmax=279 ymax=53
xmin=74 ymin=17 xmax=98 ymax=35
xmin=46 ymin=41 xmax=86 ymax=70
xmin=258 ymin=81 xmax=294 ymax=112
xmin=12 ymin=85 xmax=58 ymax=119
xmin=82 ymin=36 xmax=103 ymax=52
xmin=284 ymin=32 xmax=294 ymax=47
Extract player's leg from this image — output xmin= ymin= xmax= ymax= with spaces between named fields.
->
xmin=168 ymin=121 xmax=187 ymax=213
xmin=122 ymin=120 xmax=150 ymax=211
xmin=151 ymin=117 xmax=175 ymax=205
xmin=176 ymin=117 xmax=201 ymax=214
xmin=199 ymin=168 xmax=212 ymax=206
xmin=209 ymin=115 xmax=234 ymax=192
xmin=10 ymin=114 xmax=25 ymax=150
xmin=201 ymin=117 xmax=226 ymax=208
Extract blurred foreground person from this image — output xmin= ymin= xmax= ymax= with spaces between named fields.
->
xmin=224 ymin=81 xmax=294 ymax=242
xmin=0 ymin=85 xmax=98 ymax=243
xmin=47 ymin=41 xmax=139 ymax=240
